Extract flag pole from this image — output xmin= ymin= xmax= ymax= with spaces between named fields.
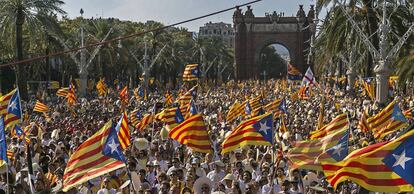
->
xmin=6 ymin=163 xmax=8 ymax=194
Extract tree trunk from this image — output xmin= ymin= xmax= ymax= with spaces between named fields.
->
xmin=15 ymin=9 xmax=28 ymax=100
xmin=363 ymin=0 xmax=379 ymax=77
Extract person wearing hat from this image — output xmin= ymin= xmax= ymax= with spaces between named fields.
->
xmin=221 ymin=173 xmax=234 ymax=193
xmin=206 ymin=160 xmax=225 ymax=190
xmin=193 ymin=176 xmax=212 ymax=194
xmin=191 ymin=158 xmax=206 ymax=178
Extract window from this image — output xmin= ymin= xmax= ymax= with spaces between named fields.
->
xmin=213 ymin=29 xmax=216 ymax=34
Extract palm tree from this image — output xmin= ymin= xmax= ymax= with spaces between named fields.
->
xmin=0 ymin=0 xmax=65 ymax=100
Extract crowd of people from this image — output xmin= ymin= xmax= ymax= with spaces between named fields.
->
xmin=1 ymin=79 xmax=413 ymax=194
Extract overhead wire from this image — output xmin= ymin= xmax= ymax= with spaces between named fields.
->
xmin=0 ymin=0 xmax=262 ymax=68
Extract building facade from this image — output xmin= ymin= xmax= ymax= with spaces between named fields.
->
xmin=198 ymin=22 xmax=234 ymax=47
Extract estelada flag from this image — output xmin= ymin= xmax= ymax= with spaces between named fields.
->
xmin=222 ymin=113 xmax=273 ymax=154
xmin=183 ymin=64 xmax=200 ymax=81
xmin=62 ymin=121 xmax=126 ymax=191
xmin=169 ymin=114 xmax=212 ymax=154
xmin=322 ymin=129 xmax=414 ymax=192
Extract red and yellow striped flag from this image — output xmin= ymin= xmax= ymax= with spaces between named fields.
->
xmin=362 ymin=78 xmax=375 ymax=100
xmin=288 ymin=123 xmax=349 ymax=171
xmin=62 ymin=121 xmax=125 ymax=192
xmin=67 ymin=84 xmax=76 ymax=106
xmin=6 ymin=150 xmax=13 ymax=160
xmin=169 ymin=114 xmax=212 ymax=154
xmin=136 ymin=114 xmax=154 ymax=132
xmin=221 ymin=113 xmax=273 ymax=154
xmin=0 ymin=89 xmax=15 ymax=116
xmin=130 ymin=110 xmax=141 ymax=127
xmin=165 ymin=91 xmax=174 ymax=106
xmin=33 ymin=100 xmax=49 ymax=113
xmin=226 ymin=101 xmax=241 ymax=123
xmin=155 ymin=107 xmax=185 ymax=131
xmin=119 ymin=86 xmax=128 ymax=105
xmin=46 ymin=172 xmax=58 ymax=185
xmin=403 ymin=107 xmax=413 ymax=119
xmin=56 ymin=87 xmax=69 ymax=97
xmin=322 ymin=130 xmax=414 ymax=192
xmin=279 ymin=115 xmax=287 ymax=133
xmin=310 ymin=113 xmax=349 ymax=140
xmin=367 ymin=101 xmax=408 ymax=139
xmin=116 ymin=112 xmax=130 ymax=150
xmin=263 ymin=98 xmax=283 ymax=114
xmin=183 ymin=64 xmax=199 ymax=81
xmin=96 ymin=78 xmax=107 ymax=96
xmin=358 ymin=109 xmax=371 ymax=133
xmin=249 ymin=95 xmax=263 ymax=111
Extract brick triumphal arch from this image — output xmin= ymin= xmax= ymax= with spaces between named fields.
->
xmin=233 ymin=5 xmax=315 ymax=79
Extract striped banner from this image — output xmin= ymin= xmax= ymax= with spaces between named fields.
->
xmin=310 ymin=113 xmax=349 ymax=139
xmin=169 ymin=114 xmax=212 ymax=154
xmin=116 ymin=112 xmax=130 ymax=150
xmin=182 ymin=64 xmax=199 ymax=81
xmin=136 ymin=114 xmax=154 ymax=132
xmin=368 ymin=101 xmax=408 ymax=139
xmin=0 ymin=89 xmax=16 ymax=116
xmin=62 ymin=121 xmax=125 ymax=192
xmin=226 ymin=101 xmax=241 ymax=123
xmin=221 ymin=113 xmax=272 ymax=154
xmin=322 ymin=130 xmax=414 ymax=192
xmin=56 ymin=87 xmax=69 ymax=97
xmin=287 ymin=124 xmax=348 ymax=171
xmin=358 ymin=110 xmax=371 ymax=133
xmin=33 ymin=101 xmax=49 ymax=113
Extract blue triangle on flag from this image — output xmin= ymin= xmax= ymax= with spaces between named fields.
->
xmin=326 ymin=130 xmax=349 ymax=161
xmin=102 ymin=124 xmax=126 ymax=163
xmin=253 ymin=114 xmax=273 ymax=144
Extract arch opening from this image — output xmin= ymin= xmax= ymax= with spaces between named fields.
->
xmin=258 ymin=43 xmax=290 ymax=79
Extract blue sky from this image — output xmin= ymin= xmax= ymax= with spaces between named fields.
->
xmin=62 ymin=0 xmax=319 ymax=32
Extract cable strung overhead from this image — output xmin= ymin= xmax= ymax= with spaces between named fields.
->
xmin=0 ymin=0 xmax=262 ymax=68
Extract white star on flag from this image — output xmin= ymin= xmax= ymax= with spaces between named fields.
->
xmin=258 ymin=121 xmax=270 ymax=135
xmin=331 ymin=143 xmax=345 ymax=156
xmin=108 ymin=139 xmax=119 ymax=154
xmin=392 ymin=150 xmax=412 ymax=170
xmin=8 ymin=101 xmax=17 ymax=111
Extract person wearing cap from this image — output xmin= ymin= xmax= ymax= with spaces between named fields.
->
xmin=206 ymin=160 xmax=225 ymax=190
xmin=191 ymin=157 xmax=206 ymax=178
xmin=221 ymin=173 xmax=234 ymax=193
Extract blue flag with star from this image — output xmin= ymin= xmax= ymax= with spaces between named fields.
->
xmin=245 ymin=101 xmax=252 ymax=115
xmin=252 ymin=113 xmax=273 ymax=144
xmin=174 ymin=107 xmax=184 ymax=124
xmin=383 ymin=132 xmax=414 ymax=186
xmin=102 ymin=124 xmax=126 ymax=163
xmin=391 ymin=103 xmax=407 ymax=123
xmin=326 ymin=129 xmax=349 ymax=161
xmin=191 ymin=66 xmax=200 ymax=77
xmin=0 ymin=117 xmax=8 ymax=166
xmin=7 ymin=90 xmax=21 ymax=118
xmin=278 ymin=99 xmax=288 ymax=114
xmin=189 ymin=100 xmax=197 ymax=115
